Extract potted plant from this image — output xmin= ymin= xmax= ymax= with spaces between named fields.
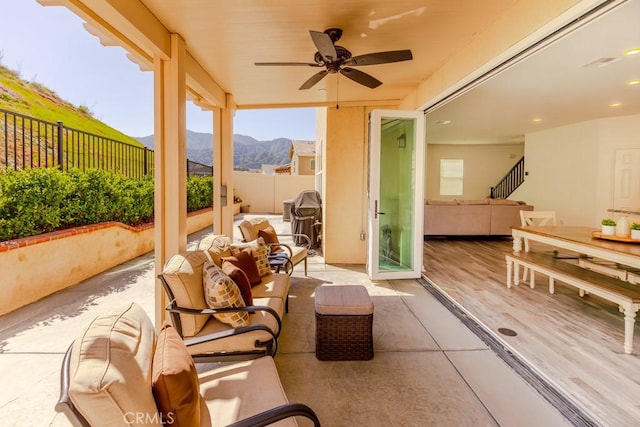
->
xmin=631 ymin=223 xmax=640 ymax=240
xmin=601 ymin=218 xmax=616 ymax=235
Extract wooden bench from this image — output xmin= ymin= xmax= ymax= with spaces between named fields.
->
xmin=505 ymin=251 xmax=640 ymax=354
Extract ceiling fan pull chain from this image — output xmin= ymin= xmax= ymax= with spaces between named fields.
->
xmin=336 ymin=73 xmax=340 ymax=109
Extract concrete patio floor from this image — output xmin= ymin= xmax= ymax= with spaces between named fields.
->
xmin=0 ymin=215 xmax=571 ymax=426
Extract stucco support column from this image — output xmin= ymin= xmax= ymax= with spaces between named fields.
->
xmin=153 ymin=33 xmax=187 ymax=326
xmin=212 ymin=108 xmax=223 ymax=234
xmin=220 ymin=94 xmax=235 ymax=237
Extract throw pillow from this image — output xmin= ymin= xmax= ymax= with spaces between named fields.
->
xmin=202 ymin=262 xmax=249 ymax=327
xmin=221 ymin=261 xmax=253 ymax=305
xmin=152 ymin=322 xmax=202 ymax=427
xmin=246 ymin=237 xmax=271 ymax=277
xmin=258 ymin=225 xmax=282 ymax=253
xmin=221 ymin=249 xmax=262 ymax=286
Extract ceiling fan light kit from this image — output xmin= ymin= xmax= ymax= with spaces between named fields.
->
xmin=255 ymin=28 xmax=413 ymax=90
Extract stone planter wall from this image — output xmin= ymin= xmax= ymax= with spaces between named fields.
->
xmin=0 ymin=208 xmax=213 ymax=316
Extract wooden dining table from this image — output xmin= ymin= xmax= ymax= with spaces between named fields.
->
xmin=510 ymin=225 xmax=640 ymax=354
xmin=511 ymin=225 xmax=640 ymax=270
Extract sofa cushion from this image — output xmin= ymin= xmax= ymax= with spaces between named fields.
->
xmin=221 ymin=261 xmax=253 ymax=306
xmin=203 ymin=262 xmax=249 ymax=327
xmin=199 ymin=356 xmax=295 ymax=426
xmin=426 ymin=199 xmax=457 ymax=205
xmin=221 ymin=249 xmax=262 ymax=286
xmin=198 ymin=234 xmax=232 ymax=267
xmin=258 ymin=225 xmax=282 ymax=253
xmin=152 ymin=322 xmax=202 ymax=427
xmin=162 ymin=250 xmax=211 ymax=337
xmin=489 ymin=198 xmax=522 ymax=205
xmin=68 ymin=302 xmax=160 ymax=426
xmin=250 ymin=272 xmax=290 ymax=301
xmin=457 ymin=198 xmax=489 ymax=205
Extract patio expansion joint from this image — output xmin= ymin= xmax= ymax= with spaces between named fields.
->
xmin=418 ymin=276 xmax=602 ymax=427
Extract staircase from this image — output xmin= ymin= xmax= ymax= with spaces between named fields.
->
xmin=490 ymin=156 xmax=524 ymax=199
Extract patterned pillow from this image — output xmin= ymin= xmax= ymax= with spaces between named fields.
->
xmin=233 ymin=237 xmax=271 ymax=278
xmin=202 ymin=262 xmax=249 ymax=327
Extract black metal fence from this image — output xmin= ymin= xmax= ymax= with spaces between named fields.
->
xmin=1 ymin=108 xmax=153 ymax=178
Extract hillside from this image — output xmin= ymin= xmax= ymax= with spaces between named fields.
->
xmin=0 ymin=63 xmax=291 ymax=170
xmin=0 ymin=65 xmax=142 ymax=147
xmin=136 ymin=131 xmax=291 ymax=170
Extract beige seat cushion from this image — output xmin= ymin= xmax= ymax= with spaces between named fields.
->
xmin=185 ymin=298 xmax=284 ymax=356
xmin=198 ymin=356 xmax=296 ymax=427
xmin=162 ymin=250 xmax=211 ymax=337
xmin=250 ymin=273 xmax=290 ymax=301
xmin=288 ymin=245 xmax=308 ymax=266
xmin=198 ymin=234 xmax=232 ymax=267
xmin=69 ymin=302 xmax=160 ymax=426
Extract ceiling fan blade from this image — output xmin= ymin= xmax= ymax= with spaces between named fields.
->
xmin=299 ymin=69 xmax=329 ymax=90
xmin=310 ymin=30 xmax=338 ymax=62
xmin=255 ymin=62 xmax=321 ymax=67
xmin=344 ymin=49 xmax=413 ymax=66
xmin=340 ymin=67 xmax=382 ymax=88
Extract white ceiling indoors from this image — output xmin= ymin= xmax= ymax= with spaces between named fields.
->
xmin=425 ymin=0 xmax=640 ymax=144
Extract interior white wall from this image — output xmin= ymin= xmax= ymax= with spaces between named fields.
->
xmin=512 ymin=114 xmax=640 ymax=227
xmin=425 ymin=144 xmax=524 ymax=201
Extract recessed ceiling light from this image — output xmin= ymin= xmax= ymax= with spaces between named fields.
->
xmin=435 ymin=120 xmax=451 ymax=125
xmin=532 ymin=117 xmax=543 ymax=123
xmin=610 ymin=102 xmax=622 ymax=107
xmin=623 ymin=48 xmax=640 ymax=56
xmin=628 ymin=79 xmax=640 ymax=86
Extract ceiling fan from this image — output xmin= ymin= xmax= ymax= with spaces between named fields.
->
xmin=255 ymin=28 xmax=413 ymax=90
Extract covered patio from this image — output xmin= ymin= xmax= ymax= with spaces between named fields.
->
xmin=1 ymin=216 xmax=573 ymax=426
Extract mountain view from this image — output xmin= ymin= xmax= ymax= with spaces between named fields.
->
xmin=1 ymin=64 xmax=292 ymax=172
xmin=135 ymin=130 xmax=292 ymax=170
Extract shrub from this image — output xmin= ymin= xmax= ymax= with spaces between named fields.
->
xmin=0 ymin=168 xmax=214 ymax=242
xmin=0 ymin=168 xmax=72 ymax=240
xmin=187 ymin=176 xmax=213 ymax=212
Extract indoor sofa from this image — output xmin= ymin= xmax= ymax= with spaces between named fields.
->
xmin=424 ymin=198 xmax=533 ymax=236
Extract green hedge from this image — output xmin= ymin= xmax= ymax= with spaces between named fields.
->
xmin=0 ymin=168 xmax=213 ymax=242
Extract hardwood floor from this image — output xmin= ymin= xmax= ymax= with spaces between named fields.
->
xmin=422 ymin=237 xmax=640 ymax=427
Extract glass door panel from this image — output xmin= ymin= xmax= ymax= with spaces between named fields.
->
xmin=367 ymin=110 xmax=424 ymax=280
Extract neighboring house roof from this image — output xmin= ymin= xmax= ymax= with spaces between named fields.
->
xmin=289 ymin=140 xmax=316 ymax=160
xmin=275 ymin=164 xmax=291 ymax=175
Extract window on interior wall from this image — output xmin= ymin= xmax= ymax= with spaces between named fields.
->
xmin=440 ymin=159 xmax=463 ymax=195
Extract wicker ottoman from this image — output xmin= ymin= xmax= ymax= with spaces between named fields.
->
xmin=314 ymin=285 xmax=374 ymax=361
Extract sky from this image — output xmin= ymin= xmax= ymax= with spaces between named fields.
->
xmin=0 ymin=0 xmax=316 ymax=141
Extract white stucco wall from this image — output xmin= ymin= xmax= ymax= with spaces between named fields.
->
xmin=425 ymin=143 xmax=525 ymax=201
xmin=512 ymin=114 xmax=640 ymax=227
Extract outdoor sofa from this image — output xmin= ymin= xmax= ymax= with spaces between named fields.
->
xmin=56 ymin=302 xmax=320 ymax=426
xmin=158 ymin=234 xmax=291 ymax=361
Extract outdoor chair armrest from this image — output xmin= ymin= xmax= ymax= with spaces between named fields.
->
xmin=56 ymin=345 xmax=91 ymax=427
xmin=227 ymin=403 xmax=321 ymax=427
xmin=277 ymin=233 xmax=311 ymax=249
xmin=165 ymin=302 xmax=282 ymax=337
xmin=183 ymin=324 xmax=278 ymax=357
